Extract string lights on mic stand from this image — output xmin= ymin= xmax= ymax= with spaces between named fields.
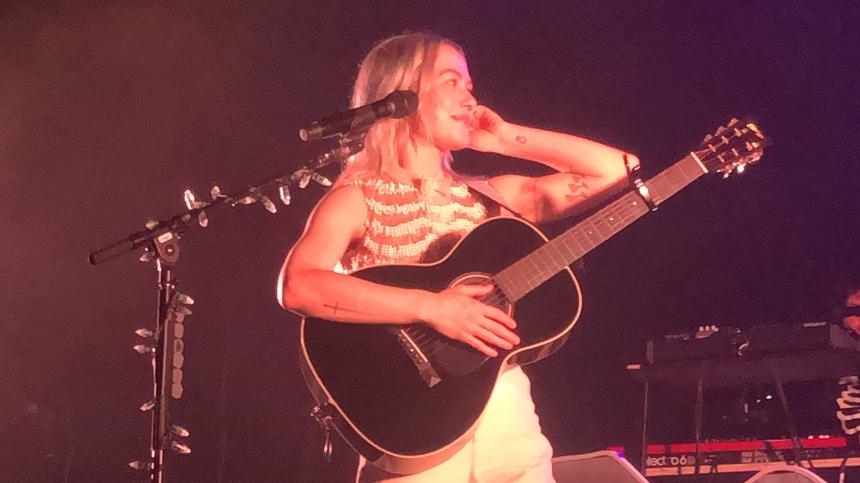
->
xmin=88 ymin=133 xmax=362 ymax=483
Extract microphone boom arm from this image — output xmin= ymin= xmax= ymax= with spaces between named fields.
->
xmin=88 ymin=137 xmax=360 ymax=265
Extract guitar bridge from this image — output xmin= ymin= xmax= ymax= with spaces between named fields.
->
xmin=392 ymin=328 xmax=442 ymax=388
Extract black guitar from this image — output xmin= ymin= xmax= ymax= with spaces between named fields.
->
xmin=299 ymin=119 xmax=767 ymax=474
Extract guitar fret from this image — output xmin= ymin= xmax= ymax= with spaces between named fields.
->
xmin=299 ymin=120 xmax=766 ymax=474
xmin=496 ymin=192 xmax=651 ymax=301
xmin=647 ymin=155 xmax=706 ymax=206
xmin=546 ymin=240 xmax=569 ymax=272
xmin=495 ymin=153 xmax=715 ymax=302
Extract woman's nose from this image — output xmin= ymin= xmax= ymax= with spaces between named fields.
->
xmin=462 ymin=90 xmax=477 ymax=109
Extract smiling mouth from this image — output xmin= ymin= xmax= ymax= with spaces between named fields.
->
xmin=451 ymin=114 xmax=471 ymax=125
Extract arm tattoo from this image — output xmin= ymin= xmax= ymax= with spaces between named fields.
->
xmin=323 ymin=301 xmax=369 ymax=317
xmin=531 ymin=175 xmax=589 ymax=221
xmin=565 ymin=175 xmax=589 ymax=201
xmin=515 ymin=135 xmax=527 ymax=145
xmin=530 ymin=178 xmax=543 ymax=220
xmin=324 ymin=301 xmax=342 ymax=315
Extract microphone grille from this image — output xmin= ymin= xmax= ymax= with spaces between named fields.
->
xmin=386 ymin=90 xmax=419 ymax=118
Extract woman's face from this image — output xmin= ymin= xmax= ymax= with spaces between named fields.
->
xmin=416 ymin=43 xmax=477 ymax=151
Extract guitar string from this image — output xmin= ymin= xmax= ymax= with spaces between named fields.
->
xmin=490 ymin=125 xmax=759 ymax=313
xmin=400 ymin=133 xmax=755 ymax=360
xmin=505 ymin=152 xmax=713 ymax=298
xmin=501 ymin=133 xmax=758 ymax=298
xmin=407 ymin=194 xmax=647 ymax=359
xmin=406 ymin=190 xmax=648 ymax=354
xmin=500 ymin=193 xmax=647 ymax=300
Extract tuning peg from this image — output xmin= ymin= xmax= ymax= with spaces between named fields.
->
xmin=197 ymin=210 xmax=209 ymax=228
xmin=279 ymin=185 xmax=292 ymax=205
xmin=139 ymin=400 xmax=155 ymax=412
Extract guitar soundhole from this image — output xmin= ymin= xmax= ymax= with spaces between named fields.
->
xmin=431 ymin=273 xmax=512 ymax=377
xmin=451 ymin=273 xmax=513 ymax=316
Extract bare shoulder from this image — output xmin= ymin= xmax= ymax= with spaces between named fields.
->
xmin=318 ymin=182 xmax=367 ymax=209
xmin=284 ymin=183 xmax=368 ymax=275
xmin=306 ymin=183 xmax=368 ymax=240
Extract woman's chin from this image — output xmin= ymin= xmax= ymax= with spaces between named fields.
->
xmin=441 ymin=132 xmax=472 ymax=151
xmin=433 ymin=139 xmax=468 ymax=152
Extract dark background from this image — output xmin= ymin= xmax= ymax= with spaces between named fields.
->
xmin=1 ymin=1 xmax=857 ymax=482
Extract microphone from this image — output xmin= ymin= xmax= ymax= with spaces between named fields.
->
xmin=299 ymin=90 xmax=418 ymax=142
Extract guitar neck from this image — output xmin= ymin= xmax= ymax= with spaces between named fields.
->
xmin=496 ymin=153 xmax=708 ymax=301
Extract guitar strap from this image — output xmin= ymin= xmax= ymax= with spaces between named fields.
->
xmin=462 ymin=177 xmax=526 ymax=219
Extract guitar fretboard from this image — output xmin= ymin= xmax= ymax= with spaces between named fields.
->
xmin=495 ymin=153 xmax=707 ymax=301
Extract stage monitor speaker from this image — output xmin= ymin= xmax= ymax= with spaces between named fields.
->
xmin=552 ymin=450 xmax=649 ymax=483
xmin=743 ymin=466 xmax=828 ymax=483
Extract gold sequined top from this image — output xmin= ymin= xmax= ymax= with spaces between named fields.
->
xmin=338 ymin=176 xmax=491 ymax=273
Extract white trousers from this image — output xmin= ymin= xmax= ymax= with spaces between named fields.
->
xmin=356 ymin=366 xmax=555 ymax=483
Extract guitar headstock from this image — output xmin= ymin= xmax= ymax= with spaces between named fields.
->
xmin=695 ymin=118 xmax=767 ymax=178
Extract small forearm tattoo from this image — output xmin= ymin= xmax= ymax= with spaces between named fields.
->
xmin=515 ymin=135 xmax=527 ymax=145
xmin=323 ymin=301 xmax=367 ymax=316
xmin=324 ymin=301 xmax=341 ymax=315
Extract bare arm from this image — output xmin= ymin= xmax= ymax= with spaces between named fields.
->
xmin=468 ymin=106 xmax=639 ymax=223
xmin=278 ymin=185 xmax=427 ymax=323
xmin=277 ymin=184 xmax=519 ymax=356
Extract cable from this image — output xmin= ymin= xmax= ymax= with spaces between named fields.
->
xmin=768 ymin=360 xmax=816 ymax=471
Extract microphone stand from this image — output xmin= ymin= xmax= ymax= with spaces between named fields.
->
xmin=88 ymin=135 xmax=362 ymax=483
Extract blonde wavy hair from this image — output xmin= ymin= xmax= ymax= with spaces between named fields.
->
xmin=336 ymin=32 xmax=464 ymax=185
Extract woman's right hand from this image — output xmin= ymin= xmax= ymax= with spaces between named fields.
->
xmin=419 ymin=283 xmax=521 ymax=357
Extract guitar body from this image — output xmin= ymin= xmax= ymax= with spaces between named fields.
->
xmin=297 ymin=118 xmax=768 ymax=475
xmin=300 ymin=217 xmax=581 ymax=474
